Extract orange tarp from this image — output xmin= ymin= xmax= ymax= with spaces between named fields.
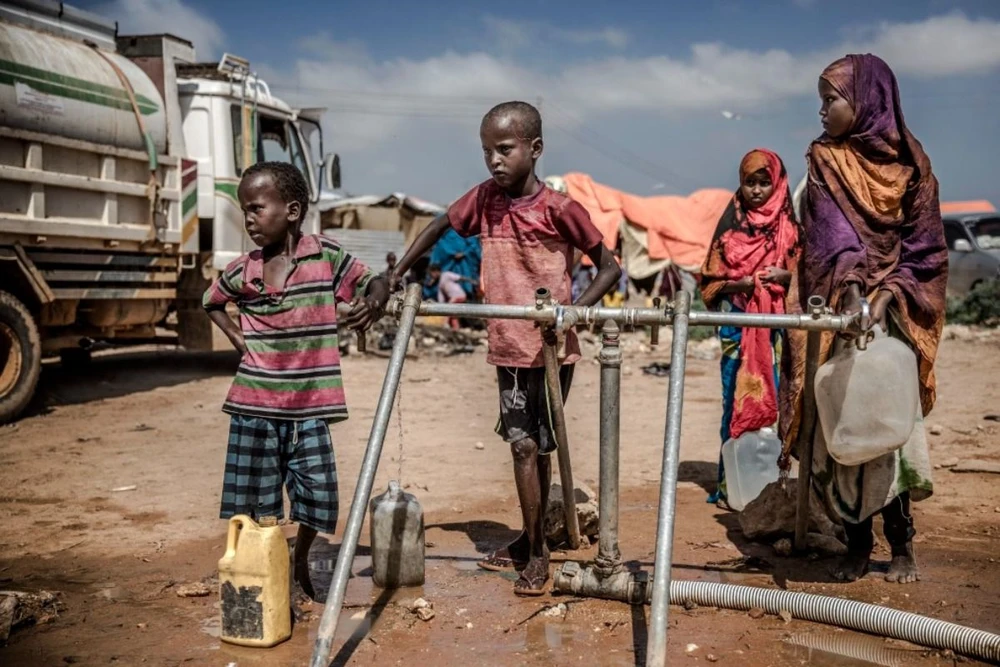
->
xmin=940 ymin=200 xmax=995 ymax=214
xmin=561 ymin=172 xmax=731 ymax=271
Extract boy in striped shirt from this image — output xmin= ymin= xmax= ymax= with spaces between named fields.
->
xmin=203 ymin=161 xmax=388 ymax=599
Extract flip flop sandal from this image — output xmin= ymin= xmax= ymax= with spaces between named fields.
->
xmin=513 ymin=569 xmax=550 ymax=597
xmin=477 ymin=551 xmax=527 ymax=572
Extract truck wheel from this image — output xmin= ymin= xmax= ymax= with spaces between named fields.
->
xmin=0 ymin=290 xmax=42 ymax=424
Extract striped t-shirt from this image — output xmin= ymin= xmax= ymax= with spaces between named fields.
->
xmin=202 ymin=234 xmax=373 ymax=422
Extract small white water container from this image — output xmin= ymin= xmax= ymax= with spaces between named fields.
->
xmin=721 ymin=427 xmax=782 ymax=511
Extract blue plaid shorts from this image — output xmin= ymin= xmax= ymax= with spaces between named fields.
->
xmin=220 ymin=415 xmax=339 ymax=534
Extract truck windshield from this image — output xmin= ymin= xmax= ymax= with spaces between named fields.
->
xmin=972 ymin=217 xmax=1000 ymax=250
xmin=231 ymin=105 xmax=311 ymax=191
xmin=258 ymin=115 xmax=310 ymax=185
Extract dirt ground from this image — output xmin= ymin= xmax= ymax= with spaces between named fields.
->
xmin=2 ymin=324 xmax=999 ymax=667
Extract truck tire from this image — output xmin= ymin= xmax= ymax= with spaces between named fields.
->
xmin=0 ymin=290 xmax=42 ymax=424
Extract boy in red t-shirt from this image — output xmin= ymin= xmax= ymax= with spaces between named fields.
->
xmin=392 ymin=101 xmax=620 ymax=595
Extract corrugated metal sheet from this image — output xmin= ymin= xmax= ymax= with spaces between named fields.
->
xmin=317 ymin=191 xmax=445 ymax=215
xmin=322 ymin=228 xmax=405 ymax=274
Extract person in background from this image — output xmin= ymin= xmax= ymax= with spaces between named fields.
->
xmin=426 ymin=263 xmax=471 ymax=330
xmin=390 ymin=101 xmax=620 ymax=596
xmin=781 ymin=54 xmax=946 ymax=585
xmin=700 ymin=149 xmax=800 ymax=508
xmin=385 ymin=251 xmax=398 ymax=277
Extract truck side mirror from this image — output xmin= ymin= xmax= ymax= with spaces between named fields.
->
xmin=323 ymin=153 xmax=341 ymax=191
xmin=953 ymin=239 xmax=973 ymax=252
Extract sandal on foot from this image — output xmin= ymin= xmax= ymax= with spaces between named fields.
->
xmin=478 ymin=549 xmax=527 ymax=572
xmin=513 ymin=564 xmax=550 ymax=597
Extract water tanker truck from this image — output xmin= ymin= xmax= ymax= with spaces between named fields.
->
xmin=0 ymin=0 xmax=339 ymax=422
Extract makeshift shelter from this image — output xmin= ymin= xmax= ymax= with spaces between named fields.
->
xmin=548 ymin=173 xmax=731 ymax=275
xmin=941 ymin=200 xmax=996 ymax=215
xmin=318 ymin=192 xmax=445 ymax=248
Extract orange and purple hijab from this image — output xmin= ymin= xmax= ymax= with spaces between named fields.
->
xmin=780 ymin=54 xmax=948 ymax=458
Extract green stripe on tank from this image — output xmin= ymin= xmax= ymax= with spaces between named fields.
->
xmin=0 ymin=58 xmax=159 ymax=115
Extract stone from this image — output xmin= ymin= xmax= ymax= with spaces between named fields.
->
xmin=541 ymin=603 xmax=567 ymax=618
xmin=685 ymin=644 xmax=699 ymax=654
xmin=544 ymin=483 xmax=599 ymax=547
xmin=804 ymin=533 xmax=848 ymax=556
xmin=779 ymin=609 xmax=793 ymax=624
xmin=952 ymin=460 xmax=1000 ymax=474
xmin=474 ymin=442 xmax=485 ymax=450
xmin=773 ymin=538 xmax=793 ymax=557
xmin=416 ymin=608 xmax=435 ymax=622
xmin=408 ymin=597 xmax=432 ymax=611
xmin=929 ymin=425 xmax=944 ymax=436
xmin=748 ymin=607 xmax=766 ymax=620
xmin=739 ymin=481 xmax=843 ymax=542
xmin=175 ymin=582 xmax=210 ymax=598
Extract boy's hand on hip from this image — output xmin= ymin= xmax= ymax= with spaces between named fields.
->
xmin=233 ymin=334 xmax=248 ymax=357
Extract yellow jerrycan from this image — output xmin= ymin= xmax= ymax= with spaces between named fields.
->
xmin=217 ymin=515 xmax=291 ymax=647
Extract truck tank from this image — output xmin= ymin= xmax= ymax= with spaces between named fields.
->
xmin=0 ymin=20 xmax=167 ymax=153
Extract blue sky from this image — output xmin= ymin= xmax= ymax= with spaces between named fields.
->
xmin=84 ymin=0 xmax=1000 ymax=206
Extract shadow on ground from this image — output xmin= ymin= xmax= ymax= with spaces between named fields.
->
xmin=26 ymin=349 xmax=241 ymax=416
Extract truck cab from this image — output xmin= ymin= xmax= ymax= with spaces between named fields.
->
xmin=174 ymin=54 xmax=338 ymax=270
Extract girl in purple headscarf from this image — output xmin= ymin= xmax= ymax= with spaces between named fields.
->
xmin=781 ymin=54 xmax=947 ymax=584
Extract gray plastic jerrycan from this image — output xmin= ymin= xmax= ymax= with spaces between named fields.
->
xmin=369 ymin=480 xmax=425 ymax=588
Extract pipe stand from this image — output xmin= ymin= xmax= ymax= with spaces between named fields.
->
xmin=310 ymin=283 xmax=422 ymax=667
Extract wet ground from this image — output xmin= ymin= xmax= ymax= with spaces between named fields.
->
xmin=1 ymin=327 xmax=999 ymax=666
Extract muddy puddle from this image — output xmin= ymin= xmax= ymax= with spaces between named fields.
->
xmin=782 ymin=631 xmax=927 ymax=666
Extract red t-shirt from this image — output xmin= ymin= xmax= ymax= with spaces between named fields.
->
xmin=447 ymin=179 xmax=604 ymax=367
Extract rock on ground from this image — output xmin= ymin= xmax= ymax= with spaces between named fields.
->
xmin=739 ymin=480 xmax=844 ymax=545
xmin=545 ymin=482 xmax=599 ymax=548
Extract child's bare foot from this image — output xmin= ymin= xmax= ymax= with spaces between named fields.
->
xmin=294 ymin=558 xmax=316 ymax=600
xmin=885 ymin=543 xmax=920 ymax=584
xmin=292 ymin=525 xmax=318 ymax=600
xmin=478 ymin=532 xmax=530 ymax=572
xmin=833 ymin=550 xmax=870 ymax=582
xmin=513 ymin=554 xmax=550 ymax=597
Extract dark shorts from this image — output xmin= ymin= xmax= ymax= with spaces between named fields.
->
xmin=495 ymin=364 xmax=574 ymax=454
xmin=220 ymin=415 xmax=339 ymax=534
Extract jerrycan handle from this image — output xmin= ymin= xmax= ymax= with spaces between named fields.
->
xmin=224 ymin=515 xmax=251 ymax=559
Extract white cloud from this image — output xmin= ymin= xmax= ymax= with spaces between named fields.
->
xmin=857 ymin=13 xmax=1000 ymax=77
xmin=80 ymin=1 xmax=1000 ymax=200
xmin=93 ymin=0 xmax=225 ymax=59
xmin=272 ymin=12 xmax=1000 ymax=143
xmin=253 ymin=11 xmax=1000 ymax=197
xmin=483 ymin=16 xmax=630 ymax=50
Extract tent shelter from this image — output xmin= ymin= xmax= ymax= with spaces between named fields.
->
xmin=318 ymin=192 xmax=445 ymax=248
xmin=547 ymin=173 xmax=731 ymax=283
